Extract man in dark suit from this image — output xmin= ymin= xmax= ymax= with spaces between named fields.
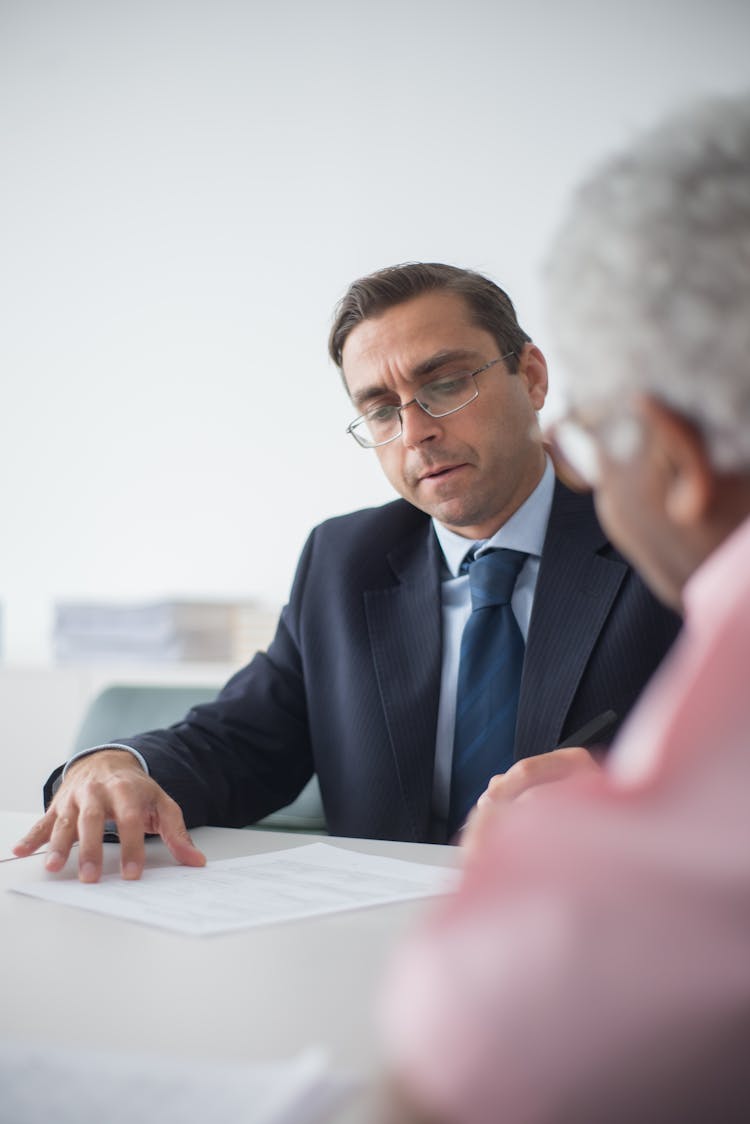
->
xmin=18 ymin=263 xmax=679 ymax=880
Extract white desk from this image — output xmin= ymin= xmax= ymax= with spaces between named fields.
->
xmin=1 ymin=815 xmax=458 ymax=1121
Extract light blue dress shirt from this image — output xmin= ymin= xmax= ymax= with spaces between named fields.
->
xmin=430 ymin=456 xmax=555 ymax=829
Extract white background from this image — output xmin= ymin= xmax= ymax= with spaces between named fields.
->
xmin=2 ymin=0 xmax=749 ymax=662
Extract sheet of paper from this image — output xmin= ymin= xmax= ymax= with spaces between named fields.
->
xmin=0 ymin=1040 xmax=349 ymax=1124
xmin=11 ymin=842 xmax=458 ymax=935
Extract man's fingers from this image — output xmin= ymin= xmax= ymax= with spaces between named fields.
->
xmin=494 ymin=748 xmax=598 ymax=803
xmin=74 ymin=801 xmax=108 ymax=882
xmin=45 ymin=811 xmax=81 ymax=873
xmin=461 ymin=749 xmax=600 ymax=857
xmin=114 ymin=806 xmax=148 ymax=880
xmin=460 ymin=799 xmax=499 ymax=862
xmin=483 ymin=774 xmax=509 ymax=802
xmin=157 ymin=797 xmax=206 ymax=868
xmin=13 ymin=812 xmax=55 ymax=857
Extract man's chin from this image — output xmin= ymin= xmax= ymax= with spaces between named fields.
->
xmin=420 ymin=500 xmax=480 ymax=534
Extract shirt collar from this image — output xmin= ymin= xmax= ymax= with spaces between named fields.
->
xmin=433 ymin=456 xmax=555 ymax=578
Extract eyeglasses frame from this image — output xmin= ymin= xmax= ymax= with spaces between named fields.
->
xmin=345 ymin=350 xmax=518 ymax=449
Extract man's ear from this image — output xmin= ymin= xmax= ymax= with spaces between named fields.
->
xmin=636 ymin=395 xmax=713 ymax=525
xmin=517 ymin=344 xmax=548 ymax=411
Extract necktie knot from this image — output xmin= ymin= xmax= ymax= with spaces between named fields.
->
xmin=466 ymin=548 xmax=526 ymax=610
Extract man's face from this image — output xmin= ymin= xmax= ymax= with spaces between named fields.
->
xmin=588 ymin=401 xmax=705 ymax=612
xmin=341 ymin=291 xmax=548 ymax=539
xmin=555 ymin=398 xmax=701 ymax=612
xmin=594 ymin=460 xmax=681 ymax=611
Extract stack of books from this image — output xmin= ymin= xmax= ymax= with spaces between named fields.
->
xmin=53 ymin=599 xmax=278 ymax=664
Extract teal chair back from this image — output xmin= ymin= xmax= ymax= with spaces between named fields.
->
xmin=72 ymin=684 xmax=327 ymax=834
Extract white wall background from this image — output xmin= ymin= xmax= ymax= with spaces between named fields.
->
xmin=2 ymin=0 xmax=749 ymax=662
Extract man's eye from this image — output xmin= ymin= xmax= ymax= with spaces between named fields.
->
xmin=429 ymin=375 xmax=468 ymax=396
xmin=367 ymin=404 xmax=397 ymax=422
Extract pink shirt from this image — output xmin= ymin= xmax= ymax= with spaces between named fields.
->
xmin=381 ymin=515 xmax=750 ymax=1123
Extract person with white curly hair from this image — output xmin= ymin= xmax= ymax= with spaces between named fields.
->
xmin=380 ymin=93 xmax=750 ymax=1124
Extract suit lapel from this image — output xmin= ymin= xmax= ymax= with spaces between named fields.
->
xmin=364 ymin=521 xmax=443 ymax=841
xmin=516 ymin=482 xmax=628 ymax=758
xmin=362 ymin=486 xmax=627 ymax=831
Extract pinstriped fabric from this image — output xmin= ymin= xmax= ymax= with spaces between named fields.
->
xmin=101 ymin=486 xmax=680 ymax=846
xmin=448 ymin=549 xmax=527 ymax=836
xmin=364 ymin=522 xmax=444 ymax=840
xmin=515 ymin=483 xmax=628 ymax=758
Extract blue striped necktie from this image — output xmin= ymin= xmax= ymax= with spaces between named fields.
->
xmin=448 ymin=548 xmax=527 ymax=837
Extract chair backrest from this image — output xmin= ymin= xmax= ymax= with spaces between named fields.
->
xmin=72 ymin=684 xmax=327 ymax=834
xmin=72 ymin=684 xmax=219 ymax=751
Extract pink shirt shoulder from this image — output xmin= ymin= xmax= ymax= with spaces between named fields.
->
xmin=381 ymin=515 xmax=750 ymax=1124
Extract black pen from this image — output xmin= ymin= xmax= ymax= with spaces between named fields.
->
xmin=554 ymin=709 xmax=618 ymax=750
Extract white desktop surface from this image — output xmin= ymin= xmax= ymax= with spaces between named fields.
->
xmin=1 ymin=815 xmax=459 ymax=1121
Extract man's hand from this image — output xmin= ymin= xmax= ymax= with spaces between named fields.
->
xmin=461 ymin=747 xmax=600 ymax=861
xmin=13 ymin=749 xmax=206 ymax=882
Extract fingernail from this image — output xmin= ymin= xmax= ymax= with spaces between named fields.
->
xmin=45 ymin=851 xmax=64 ymax=870
xmin=123 ymin=862 xmax=140 ymax=880
xmin=80 ymin=862 xmax=98 ymax=882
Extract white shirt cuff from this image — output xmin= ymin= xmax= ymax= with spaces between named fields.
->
xmin=62 ymin=744 xmax=150 ymax=780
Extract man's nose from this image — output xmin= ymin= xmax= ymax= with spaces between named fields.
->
xmin=400 ymin=401 xmax=442 ymax=447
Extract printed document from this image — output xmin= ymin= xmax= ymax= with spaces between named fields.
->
xmin=12 ymin=842 xmax=458 ymax=935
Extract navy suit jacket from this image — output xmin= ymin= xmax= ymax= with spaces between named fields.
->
xmin=49 ymin=483 xmax=680 ymax=843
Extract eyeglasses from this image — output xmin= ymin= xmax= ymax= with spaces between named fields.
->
xmin=346 ymin=352 xmax=517 ymax=448
xmin=550 ymin=407 xmax=642 ymax=487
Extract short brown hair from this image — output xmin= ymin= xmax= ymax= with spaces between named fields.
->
xmin=328 ymin=262 xmax=531 ymax=371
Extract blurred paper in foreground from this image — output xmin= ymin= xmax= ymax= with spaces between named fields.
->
xmin=0 ymin=1041 xmax=349 ymax=1124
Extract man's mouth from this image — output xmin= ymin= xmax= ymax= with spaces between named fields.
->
xmin=419 ymin=463 xmax=466 ymax=481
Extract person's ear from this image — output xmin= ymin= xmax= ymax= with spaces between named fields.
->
xmin=517 ymin=345 xmax=548 ymax=411
xmin=636 ymin=395 xmax=713 ymax=525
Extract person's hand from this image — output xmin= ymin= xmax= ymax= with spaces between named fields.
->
xmin=13 ymin=749 xmax=206 ymax=882
xmin=461 ymin=747 xmax=600 ymax=861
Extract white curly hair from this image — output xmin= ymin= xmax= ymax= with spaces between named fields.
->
xmin=545 ymin=94 xmax=750 ymax=471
